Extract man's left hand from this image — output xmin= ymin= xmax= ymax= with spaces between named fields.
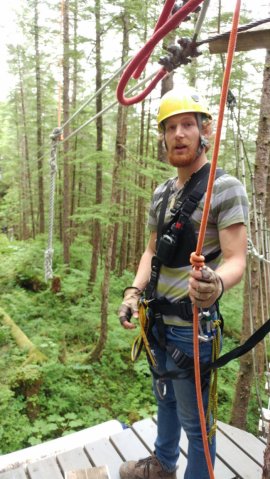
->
xmin=189 ymin=266 xmax=223 ymax=308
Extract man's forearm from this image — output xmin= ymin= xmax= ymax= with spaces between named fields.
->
xmin=216 ymin=256 xmax=246 ymax=292
xmin=132 ymin=249 xmax=154 ymax=291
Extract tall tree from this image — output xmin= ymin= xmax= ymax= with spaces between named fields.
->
xmin=69 ymin=0 xmax=78 ymax=238
xmin=87 ymin=4 xmax=131 ymax=361
xmin=230 ymin=49 xmax=270 ymax=430
xmin=62 ymin=0 xmax=71 ymax=265
xmin=17 ymin=47 xmax=36 ymax=239
xmin=34 ymin=0 xmax=45 ymax=234
xmin=89 ymin=0 xmax=103 ymax=290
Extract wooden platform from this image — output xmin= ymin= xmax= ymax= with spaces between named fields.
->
xmin=208 ymin=20 xmax=270 ymax=53
xmin=0 ymin=418 xmax=266 ymax=479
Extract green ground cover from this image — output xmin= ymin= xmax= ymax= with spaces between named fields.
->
xmin=0 ymin=234 xmax=265 ymax=454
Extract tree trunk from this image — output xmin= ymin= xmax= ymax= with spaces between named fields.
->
xmin=134 ymin=101 xmax=146 ymax=267
xmin=88 ymin=0 xmax=103 ymax=291
xmin=17 ymin=49 xmax=35 ymax=239
xmin=34 ymin=0 xmax=45 ymax=234
xmin=0 ymin=308 xmax=47 ymax=364
xmin=63 ymin=0 xmax=71 ymax=265
xmin=70 ymin=0 xmax=78 ymax=240
xmin=87 ymin=8 xmax=130 ymax=361
xmin=230 ymin=49 xmax=270 ymax=431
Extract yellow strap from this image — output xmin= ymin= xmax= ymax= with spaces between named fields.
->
xmin=206 ymin=320 xmax=221 ymax=442
xmin=131 ymin=303 xmax=157 ymax=367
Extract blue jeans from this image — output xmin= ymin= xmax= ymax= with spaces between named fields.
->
xmin=152 ymin=325 xmax=219 ymax=479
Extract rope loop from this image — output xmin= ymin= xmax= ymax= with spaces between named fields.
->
xmin=50 ymin=127 xmax=62 ymax=141
xmin=190 ymin=251 xmax=205 ymax=269
xmin=116 ymin=0 xmax=205 ymax=106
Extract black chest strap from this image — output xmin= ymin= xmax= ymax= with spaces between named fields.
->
xmin=145 ymin=163 xmax=225 ymax=300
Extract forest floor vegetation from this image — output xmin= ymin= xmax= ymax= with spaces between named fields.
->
xmin=0 ymin=233 xmax=266 ymax=455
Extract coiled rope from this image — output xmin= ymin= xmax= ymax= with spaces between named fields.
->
xmin=44 ymin=128 xmax=62 ymax=282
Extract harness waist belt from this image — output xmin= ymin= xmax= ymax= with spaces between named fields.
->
xmin=150 ymin=298 xmax=217 ymax=322
xmin=151 ymin=298 xmax=193 ymax=320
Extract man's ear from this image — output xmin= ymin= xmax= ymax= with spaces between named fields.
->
xmin=202 ymin=122 xmax=213 ymax=152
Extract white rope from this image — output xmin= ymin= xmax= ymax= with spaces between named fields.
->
xmin=248 ymin=238 xmax=270 ymax=264
xmin=61 ymin=68 xmax=161 ymax=144
xmin=44 ymin=127 xmax=62 ymax=282
xmin=61 ymin=58 xmax=131 ymax=130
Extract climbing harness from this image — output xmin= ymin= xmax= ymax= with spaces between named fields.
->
xmin=145 ymin=162 xmax=224 ymax=296
xmin=131 ymin=162 xmax=225 ymax=440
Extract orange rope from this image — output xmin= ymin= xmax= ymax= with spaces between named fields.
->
xmin=190 ymin=1 xmax=241 ymax=478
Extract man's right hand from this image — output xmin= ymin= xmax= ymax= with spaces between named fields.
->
xmin=118 ymin=286 xmax=141 ymax=329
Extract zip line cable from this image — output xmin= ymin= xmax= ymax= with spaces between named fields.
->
xmin=44 ymin=62 xmax=160 ymax=280
xmin=61 ymin=68 xmax=160 ymax=143
xmin=61 ymin=58 xmax=131 ymax=131
xmin=196 ymin=17 xmax=270 ymax=47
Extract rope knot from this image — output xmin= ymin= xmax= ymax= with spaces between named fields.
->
xmin=50 ymin=127 xmax=63 ymax=141
xmin=190 ymin=251 xmax=205 ymax=269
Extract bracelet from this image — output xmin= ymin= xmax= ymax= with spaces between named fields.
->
xmin=217 ymin=276 xmax=224 ymax=301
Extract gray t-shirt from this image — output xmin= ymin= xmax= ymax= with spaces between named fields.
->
xmin=147 ymin=170 xmax=249 ymax=326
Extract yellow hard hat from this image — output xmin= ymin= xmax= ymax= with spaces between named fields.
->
xmin=157 ymin=87 xmax=212 ymax=129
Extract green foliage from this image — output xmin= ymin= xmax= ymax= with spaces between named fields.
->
xmin=0 ymin=0 xmax=268 ymax=456
xmin=0 ymin=235 xmax=267 ymax=454
xmin=220 ymin=280 xmax=244 ymax=337
xmin=0 ymin=237 xmax=157 ymax=452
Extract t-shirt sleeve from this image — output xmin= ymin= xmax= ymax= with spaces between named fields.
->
xmin=147 ymin=179 xmax=172 ymax=232
xmin=210 ymin=175 xmax=249 ymax=230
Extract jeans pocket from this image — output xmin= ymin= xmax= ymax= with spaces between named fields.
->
xmin=168 ymin=326 xmax=194 ymax=343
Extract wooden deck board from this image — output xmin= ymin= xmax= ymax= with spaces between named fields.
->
xmin=0 ymin=417 xmax=265 ymax=479
xmin=57 ymin=447 xmax=92 ymax=475
xmin=27 ymin=457 xmax=63 ymax=479
xmin=65 ymin=466 xmax=110 ymax=479
xmin=217 ymin=421 xmax=265 ymax=466
xmin=0 ymin=468 xmax=28 ymax=479
xmin=215 ymin=430 xmax=262 ymax=479
xmin=85 ymin=438 xmax=122 ymax=479
xmin=110 ymin=428 xmax=149 ymax=461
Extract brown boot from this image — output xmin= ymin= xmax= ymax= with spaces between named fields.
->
xmin=119 ymin=454 xmax=177 ymax=479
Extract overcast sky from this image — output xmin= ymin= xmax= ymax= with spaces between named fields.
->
xmin=0 ymin=0 xmax=269 ymax=101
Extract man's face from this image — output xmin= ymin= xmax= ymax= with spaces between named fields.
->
xmin=164 ymin=113 xmax=201 ymax=168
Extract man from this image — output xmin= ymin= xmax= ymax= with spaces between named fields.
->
xmin=118 ymin=87 xmax=248 ymax=479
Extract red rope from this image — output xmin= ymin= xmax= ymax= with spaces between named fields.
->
xmin=190 ymin=1 xmax=241 ymax=478
xmin=133 ymin=0 xmax=175 ymax=79
xmin=116 ymin=0 xmax=205 ymax=106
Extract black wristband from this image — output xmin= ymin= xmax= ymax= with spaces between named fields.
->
xmin=217 ymin=276 xmax=224 ymax=301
